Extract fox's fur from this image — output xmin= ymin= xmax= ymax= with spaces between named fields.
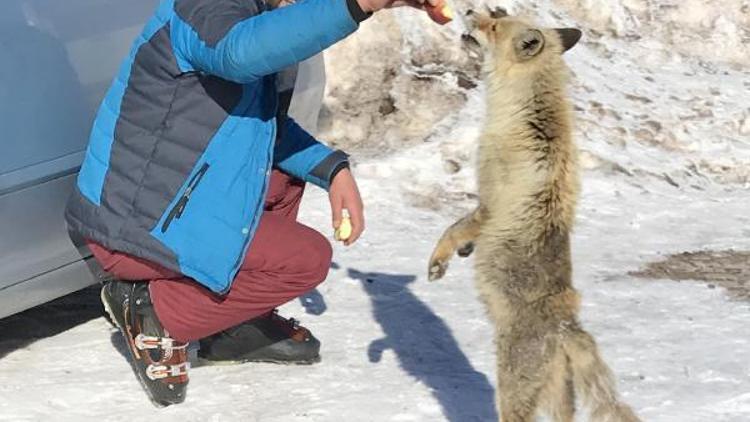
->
xmin=428 ymin=9 xmax=640 ymax=422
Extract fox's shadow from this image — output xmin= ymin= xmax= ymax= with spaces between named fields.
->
xmin=348 ymin=269 xmax=497 ymax=421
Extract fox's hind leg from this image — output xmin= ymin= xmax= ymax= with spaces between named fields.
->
xmin=541 ymin=349 xmax=575 ymax=422
xmin=496 ymin=334 xmax=549 ymax=422
xmin=428 ymin=206 xmax=485 ymax=281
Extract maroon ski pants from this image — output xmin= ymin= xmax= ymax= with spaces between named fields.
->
xmin=88 ymin=170 xmax=332 ymax=342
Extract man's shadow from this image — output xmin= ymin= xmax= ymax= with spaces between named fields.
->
xmin=298 ymin=289 xmax=327 ymax=315
xmin=348 ymin=269 xmax=498 ymax=421
xmin=0 ymin=286 xmax=104 ymax=360
xmin=297 ymin=261 xmax=339 ymax=315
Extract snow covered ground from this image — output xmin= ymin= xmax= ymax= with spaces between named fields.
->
xmin=1 ymin=0 xmax=749 ymax=420
xmin=1 ymin=164 xmax=749 ymax=421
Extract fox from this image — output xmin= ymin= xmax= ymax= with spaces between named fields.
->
xmin=427 ymin=8 xmax=640 ymax=422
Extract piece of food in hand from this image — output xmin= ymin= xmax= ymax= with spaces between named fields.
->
xmin=335 ymin=212 xmax=353 ymax=242
xmin=425 ymin=0 xmax=453 ymax=25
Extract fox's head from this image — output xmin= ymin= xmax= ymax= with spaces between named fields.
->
xmin=462 ymin=7 xmax=582 ymax=69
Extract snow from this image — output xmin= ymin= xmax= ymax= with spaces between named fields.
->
xmin=2 ymin=0 xmax=750 ymax=421
xmin=2 ymin=170 xmax=749 ymax=421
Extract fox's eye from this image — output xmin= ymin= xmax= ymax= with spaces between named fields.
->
xmin=487 ymin=6 xmax=508 ymax=19
xmin=491 ymin=23 xmax=498 ymax=32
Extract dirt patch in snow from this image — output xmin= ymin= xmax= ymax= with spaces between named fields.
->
xmin=630 ymin=250 xmax=750 ymax=300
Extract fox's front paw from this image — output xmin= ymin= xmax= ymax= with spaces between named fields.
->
xmin=457 ymin=242 xmax=475 ymax=257
xmin=428 ymin=257 xmax=449 ymax=281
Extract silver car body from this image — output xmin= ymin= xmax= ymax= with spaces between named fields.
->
xmin=0 ymin=0 xmax=327 ymax=319
xmin=0 ymin=0 xmax=159 ymax=319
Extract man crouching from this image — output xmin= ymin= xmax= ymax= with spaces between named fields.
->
xmin=64 ymin=0 xmax=434 ymax=406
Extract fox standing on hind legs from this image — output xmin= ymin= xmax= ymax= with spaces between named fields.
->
xmin=427 ymin=8 xmax=640 ymax=422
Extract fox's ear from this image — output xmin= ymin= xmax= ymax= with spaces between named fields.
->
xmin=514 ymin=29 xmax=546 ymax=60
xmin=555 ymin=28 xmax=582 ymax=52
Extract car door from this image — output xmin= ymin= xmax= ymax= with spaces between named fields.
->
xmin=0 ymin=0 xmax=158 ymax=316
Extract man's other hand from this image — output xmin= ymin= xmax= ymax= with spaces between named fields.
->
xmin=329 ymin=168 xmax=364 ymax=246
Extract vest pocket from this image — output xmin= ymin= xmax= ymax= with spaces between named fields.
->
xmin=161 ymin=162 xmax=210 ymax=233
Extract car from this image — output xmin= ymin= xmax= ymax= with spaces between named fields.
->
xmin=0 ymin=0 xmax=327 ymax=320
xmin=0 ymin=0 xmax=160 ymax=319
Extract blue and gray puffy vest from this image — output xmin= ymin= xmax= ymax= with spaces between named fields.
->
xmin=65 ymin=0 xmax=368 ymax=293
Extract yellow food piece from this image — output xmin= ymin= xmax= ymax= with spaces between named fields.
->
xmin=441 ymin=5 xmax=453 ymax=20
xmin=335 ymin=217 xmax=353 ymax=241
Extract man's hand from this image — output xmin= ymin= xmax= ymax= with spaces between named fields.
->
xmin=357 ymin=0 xmax=438 ymax=13
xmin=329 ymin=168 xmax=364 ymax=246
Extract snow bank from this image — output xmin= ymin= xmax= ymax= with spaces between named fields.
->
xmin=321 ymin=0 xmax=750 ymax=208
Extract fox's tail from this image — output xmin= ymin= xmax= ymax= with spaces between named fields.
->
xmin=562 ymin=330 xmax=641 ymax=422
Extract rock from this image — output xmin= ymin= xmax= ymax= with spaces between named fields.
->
xmin=633 ymin=128 xmax=656 ymax=144
xmin=740 ymin=115 xmax=750 ymax=136
xmin=443 ymin=159 xmax=461 ymax=174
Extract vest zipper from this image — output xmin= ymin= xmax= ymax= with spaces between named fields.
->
xmin=161 ymin=162 xmax=210 ymax=233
